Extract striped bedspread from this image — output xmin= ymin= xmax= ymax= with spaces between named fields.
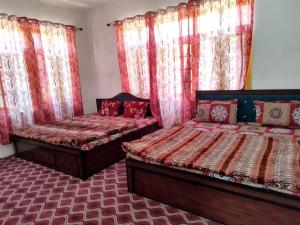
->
xmin=122 ymin=125 xmax=300 ymax=193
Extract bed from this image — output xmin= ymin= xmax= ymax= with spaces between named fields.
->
xmin=123 ymin=90 xmax=300 ymax=225
xmin=11 ymin=93 xmax=159 ymax=180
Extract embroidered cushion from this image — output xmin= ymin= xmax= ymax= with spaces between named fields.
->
xmin=123 ymin=101 xmax=149 ymax=119
xmin=290 ymin=102 xmax=300 ymax=128
xmin=196 ymin=99 xmax=238 ymax=124
xmin=99 ymin=100 xmax=121 ymax=117
xmin=254 ymin=101 xmax=300 ymax=128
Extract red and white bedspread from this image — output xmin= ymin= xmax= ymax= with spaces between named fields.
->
xmin=122 ymin=120 xmax=300 ymax=197
xmin=184 ymin=120 xmax=300 ymax=140
xmin=12 ymin=114 xmax=157 ymax=150
xmin=80 ymin=116 xmax=157 ymax=150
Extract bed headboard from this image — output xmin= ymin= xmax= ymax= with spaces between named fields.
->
xmin=196 ymin=90 xmax=300 ymax=122
xmin=96 ymin=92 xmax=152 ymax=117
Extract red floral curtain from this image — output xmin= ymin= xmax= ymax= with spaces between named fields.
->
xmin=116 ymin=0 xmax=254 ymax=127
xmin=66 ymin=27 xmax=84 ymax=117
xmin=18 ymin=18 xmax=55 ymax=124
xmin=116 ymin=17 xmax=150 ymax=98
xmin=198 ymin=0 xmax=254 ymax=90
xmin=0 ymin=14 xmax=83 ymax=145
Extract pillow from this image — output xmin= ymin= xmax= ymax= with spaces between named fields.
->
xmin=99 ymin=100 xmax=121 ymax=117
xmin=123 ymin=101 xmax=149 ymax=119
xmin=195 ymin=99 xmax=238 ymax=124
xmin=254 ymin=101 xmax=300 ymax=128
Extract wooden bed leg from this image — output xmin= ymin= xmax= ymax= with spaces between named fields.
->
xmin=126 ymin=159 xmax=134 ymax=193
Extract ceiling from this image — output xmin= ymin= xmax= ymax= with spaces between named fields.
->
xmin=35 ymin=0 xmax=114 ymax=9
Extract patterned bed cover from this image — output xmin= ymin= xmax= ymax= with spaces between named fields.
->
xmin=12 ymin=113 xmax=157 ymax=150
xmin=123 ymin=120 xmax=300 ymax=197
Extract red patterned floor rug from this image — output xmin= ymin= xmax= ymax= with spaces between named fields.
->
xmin=0 ymin=157 xmax=220 ymax=225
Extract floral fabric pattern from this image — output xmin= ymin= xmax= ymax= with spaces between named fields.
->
xmin=255 ymin=104 xmax=262 ymax=121
xmin=184 ymin=120 xmax=300 ymax=140
xmin=115 ymin=0 xmax=254 ymax=127
xmin=99 ymin=100 xmax=121 ymax=117
xmin=123 ymin=101 xmax=149 ymax=119
xmin=0 ymin=15 xmax=83 ymax=145
xmin=210 ymin=105 xmax=229 ymax=123
xmin=0 ymin=15 xmax=33 ymax=144
xmin=80 ymin=117 xmax=157 ymax=150
xmin=12 ymin=114 xmax=138 ymax=148
xmin=196 ymin=100 xmax=237 ymax=124
xmin=12 ymin=114 xmax=157 ymax=150
xmin=115 ymin=17 xmax=150 ymax=99
xmin=198 ymin=0 xmax=253 ymax=90
xmin=290 ymin=104 xmax=300 ymax=128
xmin=254 ymin=101 xmax=300 ymax=128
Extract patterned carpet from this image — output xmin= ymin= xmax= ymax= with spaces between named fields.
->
xmin=0 ymin=157 xmax=220 ymax=225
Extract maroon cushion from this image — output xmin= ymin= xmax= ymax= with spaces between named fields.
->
xmin=99 ymin=100 xmax=121 ymax=117
xmin=123 ymin=101 xmax=149 ymax=119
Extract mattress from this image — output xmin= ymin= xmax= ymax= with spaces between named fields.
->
xmin=12 ymin=113 xmax=157 ymax=150
xmin=123 ymin=120 xmax=300 ymax=197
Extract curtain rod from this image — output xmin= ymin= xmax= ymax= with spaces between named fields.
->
xmin=0 ymin=13 xmax=83 ymax=31
xmin=107 ymin=0 xmax=201 ymax=27
xmin=106 ymin=23 xmax=114 ymax=27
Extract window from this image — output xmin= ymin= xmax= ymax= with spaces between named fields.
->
xmin=0 ymin=14 xmax=82 ymax=145
xmin=116 ymin=0 xmax=254 ymax=127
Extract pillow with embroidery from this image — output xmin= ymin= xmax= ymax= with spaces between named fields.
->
xmin=123 ymin=101 xmax=149 ymax=119
xmin=195 ymin=99 xmax=238 ymax=124
xmin=99 ymin=100 xmax=121 ymax=117
xmin=254 ymin=101 xmax=300 ymax=128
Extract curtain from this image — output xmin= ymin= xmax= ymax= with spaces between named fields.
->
xmin=198 ymin=0 xmax=254 ymax=90
xmin=116 ymin=0 xmax=254 ymax=127
xmin=154 ymin=5 xmax=201 ymax=127
xmin=66 ymin=27 xmax=84 ymax=116
xmin=0 ymin=15 xmax=33 ymax=144
xmin=154 ymin=8 xmax=181 ymax=127
xmin=0 ymin=14 xmax=83 ymax=145
xmin=18 ymin=18 xmax=55 ymax=124
xmin=116 ymin=17 xmax=150 ymax=99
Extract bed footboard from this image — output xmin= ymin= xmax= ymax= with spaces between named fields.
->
xmin=12 ymin=136 xmax=87 ymax=179
xmin=126 ymin=158 xmax=300 ymax=225
xmin=12 ymin=122 xmax=159 ymax=180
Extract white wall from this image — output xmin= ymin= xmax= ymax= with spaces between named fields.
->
xmin=0 ymin=0 xmax=92 ymax=157
xmin=252 ymin=0 xmax=300 ymax=89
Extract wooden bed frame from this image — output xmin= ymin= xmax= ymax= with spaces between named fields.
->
xmin=11 ymin=93 xmax=159 ymax=180
xmin=126 ymin=90 xmax=300 ymax=225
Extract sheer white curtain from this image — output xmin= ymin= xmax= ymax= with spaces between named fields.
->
xmin=155 ymin=8 xmax=183 ymax=127
xmin=115 ymin=0 xmax=254 ymax=127
xmin=0 ymin=15 xmax=34 ymax=129
xmin=198 ymin=0 xmax=253 ymax=90
xmin=0 ymin=15 xmax=83 ymax=145
xmin=122 ymin=17 xmax=150 ymax=99
xmin=40 ymin=23 xmax=75 ymax=120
